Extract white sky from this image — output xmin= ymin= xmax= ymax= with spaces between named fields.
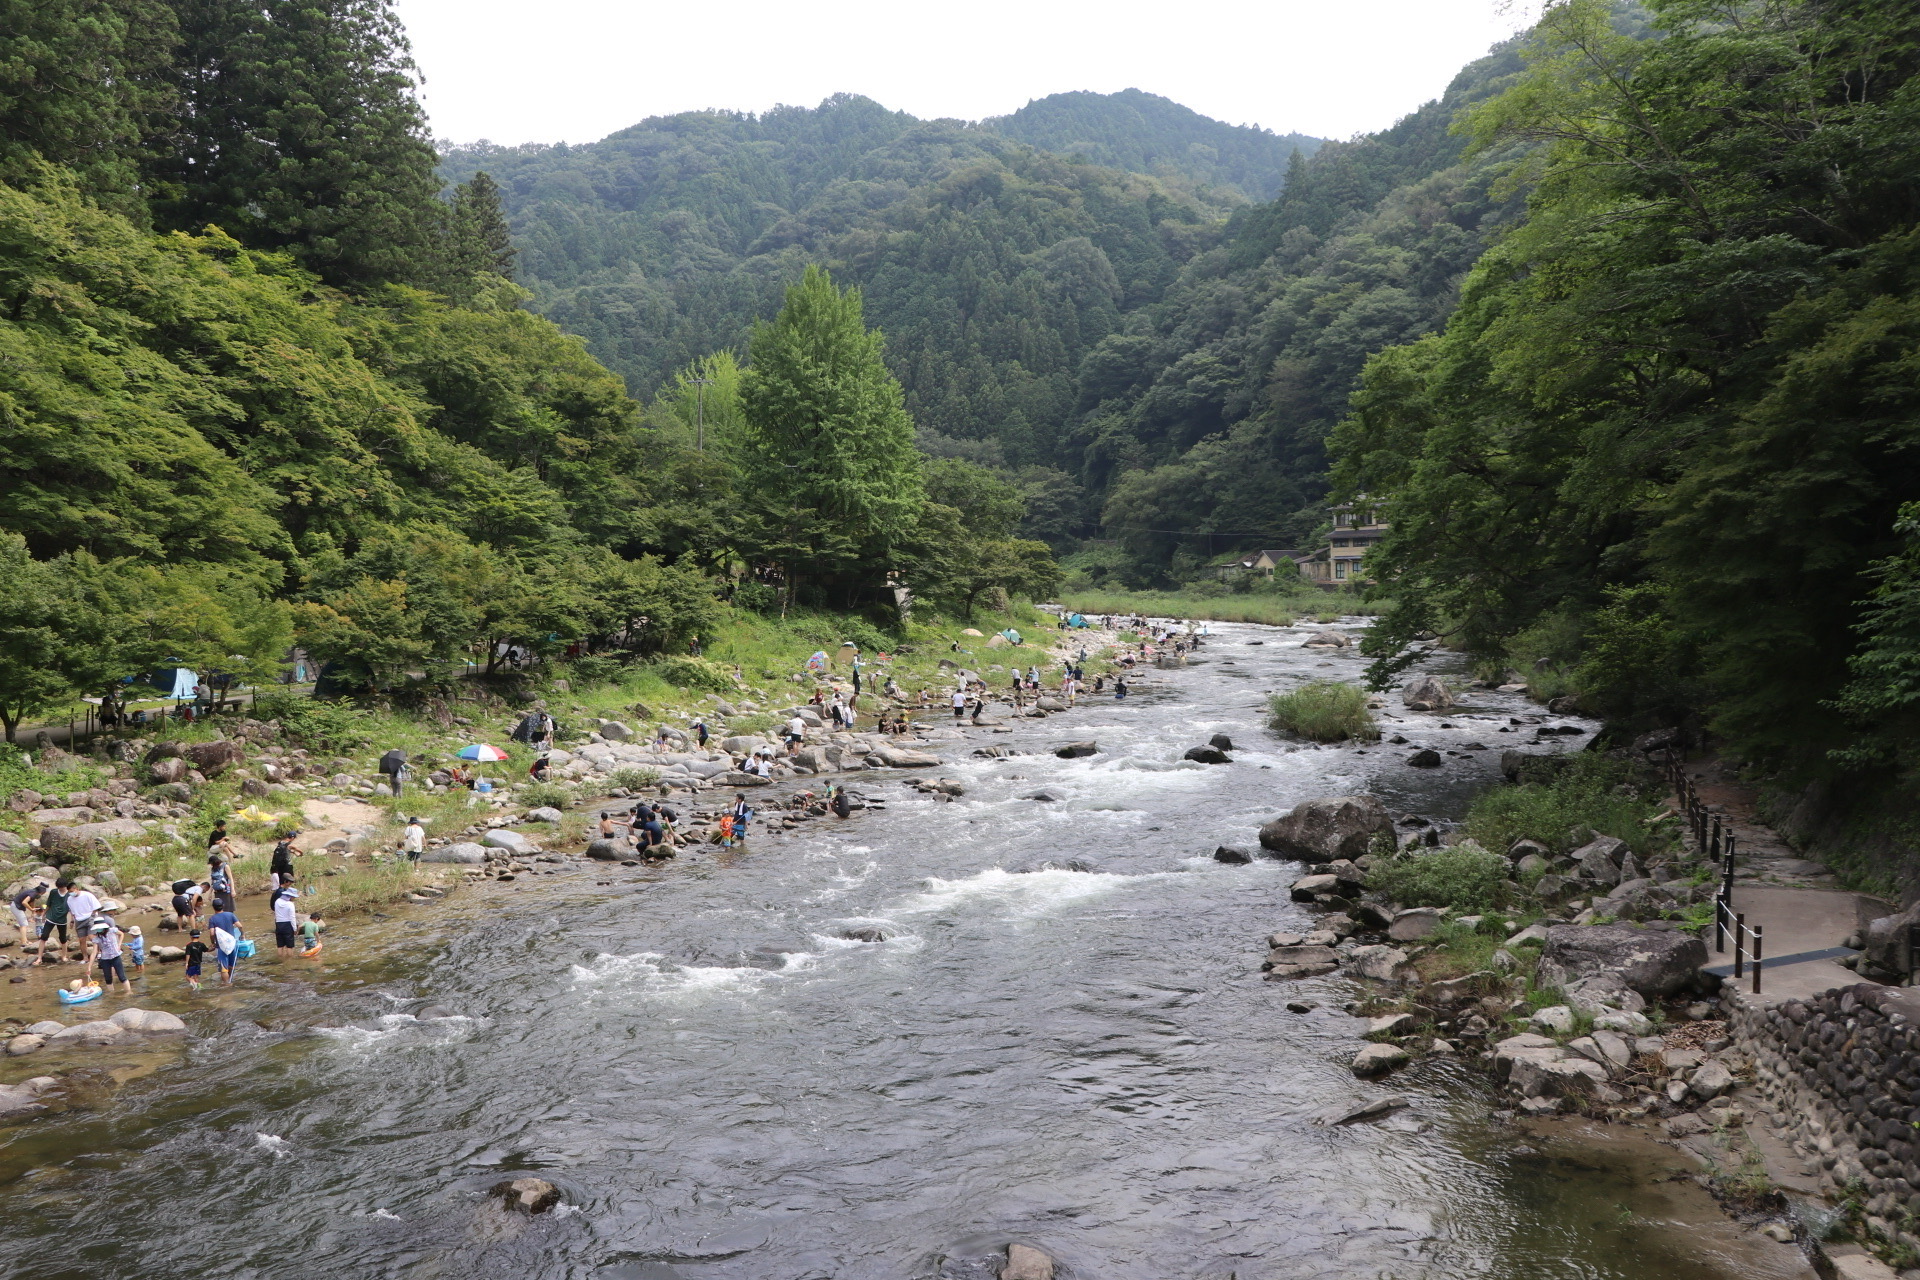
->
xmin=397 ymin=0 xmax=1541 ymax=148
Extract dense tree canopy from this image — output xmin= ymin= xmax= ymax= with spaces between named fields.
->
xmin=1331 ymin=0 xmax=1920 ymax=793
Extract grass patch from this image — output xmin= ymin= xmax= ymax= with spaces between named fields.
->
xmin=516 ymin=780 xmax=576 ymax=810
xmin=1415 ymin=920 xmax=1508 ymax=981
xmin=1266 ymin=681 xmax=1379 ymax=742
xmin=303 ymin=859 xmax=430 ymax=917
xmin=1367 ymin=843 xmax=1511 ymax=910
xmin=606 ymin=766 xmax=662 ymax=792
xmin=1462 ymin=754 xmax=1673 ymax=859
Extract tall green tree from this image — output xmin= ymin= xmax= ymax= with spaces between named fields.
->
xmin=150 ymin=0 xmax=444 ymax=289
xmin=442 ymin=170 xmax=516 ymax=298
xmin=0 ymin=0 xmax=178 ymax=213
xmin=739 ymin=266 xmax=923 ymax=603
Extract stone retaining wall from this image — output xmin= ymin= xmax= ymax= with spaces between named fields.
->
xmin=1731 ymin=984 xmax=1920 ymax=1252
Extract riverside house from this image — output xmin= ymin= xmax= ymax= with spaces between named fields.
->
xmin=1298 ymin=504 xmax=1387 ymax=586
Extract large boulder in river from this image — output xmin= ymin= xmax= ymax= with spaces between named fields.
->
xmin=421 ymin=841 xmax=487 ymax=865
xmin=1002 ymin=1244 xmax=1055 ymax=1280
xmin=585 ymin=839 xmax=627 ymax=862
xmin=1536 ymin=924 xmax=1706 ymax=1000
xmin=481 ymin=830 xmax=537 ymax=856
xmin=1402 ymin=674 xmax=1454 ymax=711
xmin=490 ymin=1177 xmax=562 ymax=1215
xmin=48 ymin=1021 xmax=127 ymax=1047
xmin=1184 ymin=745 xmax=1230 ymax=764
xmin=1054 ymin=741 xmax=1098 ymax=759
xmin=865 ymin=746 xmax=940 ymax=768
xmin=108 ymin=1007 xmax=188 ymax=1034
xmin=1303 ymin=631 xmax=1350 ymax=648
xmin=1257 ymin=795 xmax=1394 ymax=863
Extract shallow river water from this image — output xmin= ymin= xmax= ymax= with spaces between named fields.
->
xmin=0 ymin=622 xmax=1810 ymax=1280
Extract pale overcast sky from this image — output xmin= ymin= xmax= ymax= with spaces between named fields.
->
xmin=397 ymin=0 xmax=1542 ymax=147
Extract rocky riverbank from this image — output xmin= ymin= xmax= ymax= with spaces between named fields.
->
xmin=0 ymin=622 xmax=1168 ymax=1123
xmin=1238 ymin=737 xmax=1908 ymax=1275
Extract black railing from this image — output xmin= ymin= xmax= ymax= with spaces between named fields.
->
xmin=1668 ymin=752 xmax=1760 ymax=992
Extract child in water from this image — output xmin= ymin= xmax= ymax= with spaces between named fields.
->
xmin=125 ymin=925 xmax=146 ymax=975
xmin=183 ymin=930 xmax=208 ymax=991
xmin=717 ymin=814 xmax=737 ymax=848
xmin=299 ymin=911 xmax=325 ymax=957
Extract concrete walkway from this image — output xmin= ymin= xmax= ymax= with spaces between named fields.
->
xmin=1702 ymin=884 xmax=1881 ymax=1004
xmin=1677 ymin=756 xmax=1895 ymax=1005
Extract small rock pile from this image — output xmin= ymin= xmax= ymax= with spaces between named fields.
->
xmin=1492 ymin=1010 xmax=1741 ymax=1121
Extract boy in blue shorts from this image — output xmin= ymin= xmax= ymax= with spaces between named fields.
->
xmin=183 ymin=930 xmax=207 ymax=990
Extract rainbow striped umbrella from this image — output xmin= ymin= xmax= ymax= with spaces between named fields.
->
xmin=456 ymin=744 xmax=510 ymax=761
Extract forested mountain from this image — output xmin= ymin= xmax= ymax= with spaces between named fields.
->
xmin=983 ymin=89 xmax=1322 ymax=200
xmin=1074 ymin=41 xmax=1531 ymax=574
xmin=437 ymin=69 xmax=1535 ymax=569
xmin=439 ymin=98 xmax=1252 ymax=544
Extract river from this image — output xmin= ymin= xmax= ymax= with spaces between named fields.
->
xmin=0 ymin=621 xmax=1808 ymax=1279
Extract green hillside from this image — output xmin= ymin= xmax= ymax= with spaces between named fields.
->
xmin=983 ymin=88 xmax=1323 ymax=200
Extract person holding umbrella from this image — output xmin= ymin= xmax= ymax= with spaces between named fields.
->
xmin=379 ymin=748 xmax=409 ymax=797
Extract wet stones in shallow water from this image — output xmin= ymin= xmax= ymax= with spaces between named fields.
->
xmin=1289 ymin=874 xmax=1341 ymax=901
xmin=1321 ymin=1095 xmax=1411 ymax=1126
xmin=1022 ymin=788 xmax=1066 ymax=803
xmin=490 ymin=1177 xmax=561 ymax=1215
xmin=1002 ymin=1244 xmax=1054 ymax=1280
xmin=1054 ymin=741 xmax=1098 ymax=759
xmin=839 ymin=926 xmax=895 ymax=942
xmin=5 ymin=1034 xmax=45 ymax=1056
xmin=1183 ymin=745 xmax=1230 ymax=764
xmin=1402 ymin=673 xmax=1454 ymax=712
xmin=1351 ymin=1043 xmax=1410 ymax=1077
xmin=585 ymin=839 xmax=626 ymax=862
xmin=1214 ymin=845 xmax=1253 ymax=865
xmin=1406 ymin=749 xmax=1443 ymax=767
xmin=1015 ymin=858 xmax=1099 ymax=874
xmin=1209 ymin=733 xmax=1235 ymax=751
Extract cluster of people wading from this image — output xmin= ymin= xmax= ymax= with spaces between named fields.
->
xmin=10 ymin=818 xmax=324 ymax=1004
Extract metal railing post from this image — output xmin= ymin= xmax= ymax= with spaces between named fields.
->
xmin=1734 ymin=913 xmax=1746 ymax=979
xmin=1752 ymin=924 xmax=1763 ymax=995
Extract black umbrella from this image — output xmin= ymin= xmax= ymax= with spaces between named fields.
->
xmin=380 ymin=749 xmax=409 ymax=774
